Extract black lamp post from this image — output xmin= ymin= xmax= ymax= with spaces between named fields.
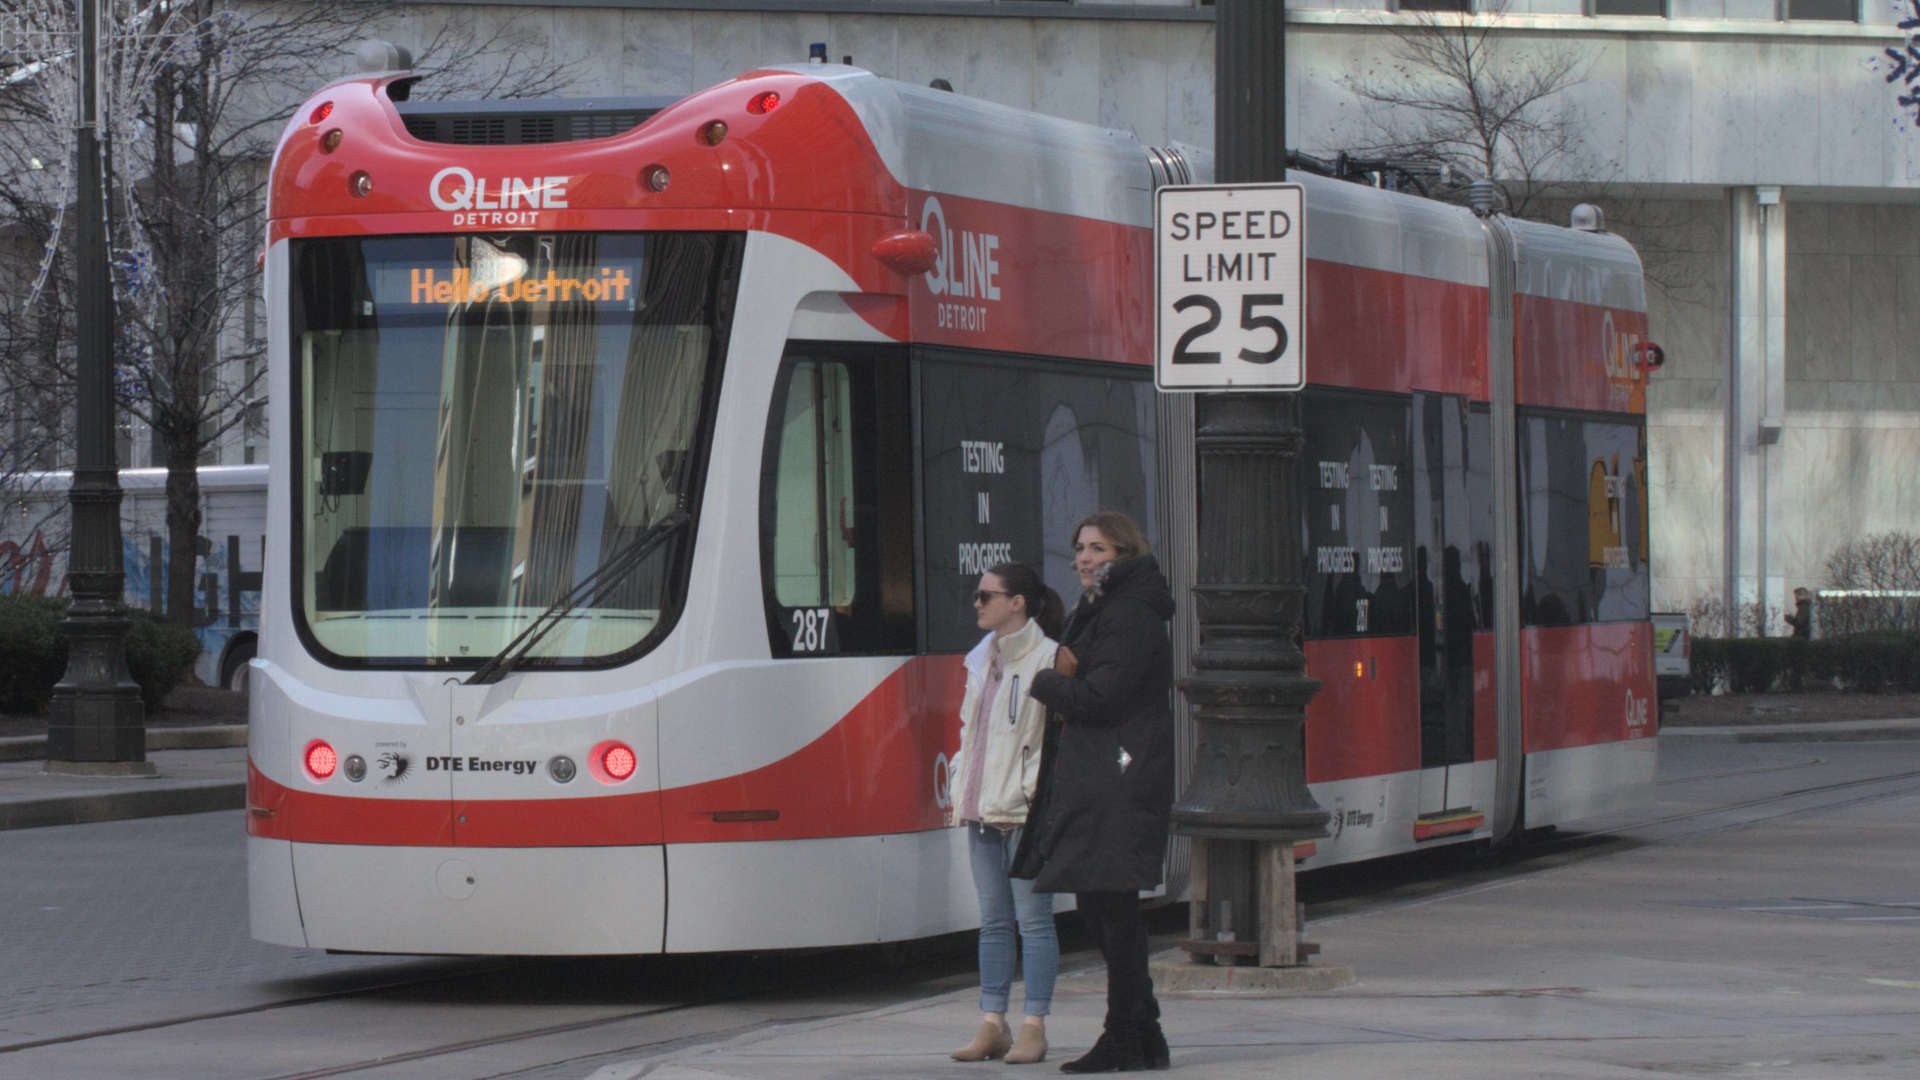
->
xmin=1170 ymin=0 xmax=1329 ymax=967
xmin=46 ymin=0 xmax=148 ymax=774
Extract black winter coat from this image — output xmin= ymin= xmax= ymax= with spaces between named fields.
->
xmin=1018 ymin=555 xmax=1175 ymax=894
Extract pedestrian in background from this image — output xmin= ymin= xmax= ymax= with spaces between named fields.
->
xmin=1785 ymin=587 xmax=1813 ymax=639
xmin=949 ymin=562 xmax=1066 ymax=1065
xmin=1021 ymin=511 xmax=1176 ymax=1073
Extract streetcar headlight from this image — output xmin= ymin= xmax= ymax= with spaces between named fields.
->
xmin=348 ymin=171 xmax=373 ymax=198
xmin=548 ymin=755 xmax=577 ymax=784
xmin=641 ymin=165 xmax=670 ymax=192
xmin=343 ymin=754 xmax=367 ymax=782
xmin=305 ymin=740 xmax=338 ymax=780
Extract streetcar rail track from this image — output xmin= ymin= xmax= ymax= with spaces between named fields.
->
xmin=0 ymin=962 xmax=514 ymax=1057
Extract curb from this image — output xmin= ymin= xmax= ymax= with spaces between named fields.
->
xmin=0 ymin=781 xmax=247 ymax=832
xmin=0 ymin=724 xmax=246 ymax=763
xmin=1660 ymin=720 xmax=1920 ymax=743
xmin=1729 ymin=727 xmax=1920 ymax=743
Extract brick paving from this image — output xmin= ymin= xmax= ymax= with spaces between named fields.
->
xmin=0 ymin=811 xmax=392 ymax=1030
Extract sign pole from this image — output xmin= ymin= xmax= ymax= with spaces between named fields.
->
xmin=1167 ymin=0 xmax=1329 ymax=968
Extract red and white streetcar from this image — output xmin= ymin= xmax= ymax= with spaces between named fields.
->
xmin=250 ymin=60 xmax=1656 ymax=955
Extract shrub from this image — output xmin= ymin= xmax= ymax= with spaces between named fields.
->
xmin=1688 ymin=632 xmax=1920 ymax=695
xmin=1822 ymin=531 xmax=1920 ymax=635
xmin=125 ymin=612 xmax=202 ymax=712
xmin=1689 ymin=636 xmax=1727 ymax=695
xmin=0 ymin=596 xmax=202 ymax=715
xmin=1828 ymin=632 xmax=1920 ymax=694
xmin=0 ymin=595 xmax=72 ymax=714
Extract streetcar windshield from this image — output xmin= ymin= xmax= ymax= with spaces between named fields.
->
xmin=289 ymin=232 xmax=738 ymax=666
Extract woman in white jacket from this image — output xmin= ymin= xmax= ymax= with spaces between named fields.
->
xmin=948 ymin=561 xmax=1065 ymax=1066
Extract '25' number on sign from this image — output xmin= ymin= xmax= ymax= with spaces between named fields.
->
xmin=1170 ymin=293 xmax=1289 ymax=365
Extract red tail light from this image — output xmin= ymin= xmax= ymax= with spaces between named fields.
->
xmin=748 ymin=91 xmax=781 ymax=115
xmin=602 ymin=744 xmax=636 ymax=781
xmin=310 ymin=101 xmax=334 ymax=124
xmin=305 ymin=740 xmax=338 ymax=780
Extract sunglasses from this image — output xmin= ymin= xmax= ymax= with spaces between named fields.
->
xmin=973 ymin=589 xmax=1012 ymax=605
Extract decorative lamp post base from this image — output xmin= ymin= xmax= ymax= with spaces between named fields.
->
xmin=45 ymin=609 xmax=148 ymax=770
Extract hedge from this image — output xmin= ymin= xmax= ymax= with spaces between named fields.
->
xmin=0 ymin=595 xmax=202 ymax=714
xmin=1690 ymin=632 xmax=1920 ymax=695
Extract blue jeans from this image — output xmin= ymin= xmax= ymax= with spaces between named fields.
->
xmin=967 ymin=822 xmax=1057 ymax=1016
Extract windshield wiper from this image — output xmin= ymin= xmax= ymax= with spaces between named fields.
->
xmin=465 ymin=509 xmax=692 ymax=685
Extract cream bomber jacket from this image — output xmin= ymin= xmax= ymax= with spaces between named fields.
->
xmin=947 ymin=617 xmax=1059 ymax=828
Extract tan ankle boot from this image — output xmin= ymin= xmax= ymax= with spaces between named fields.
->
xmin=951 ymin=1017 xmax=1012 ymax=1061
xmin=1004 ymin=1021 xmax=1048 ymax=1064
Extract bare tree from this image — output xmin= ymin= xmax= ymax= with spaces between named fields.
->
xmin=1 ymin=1 xmax=575 ymax=625
xmin=1822 ymin=531 xmax=1920 ymax=635
xmin=1336 ymin=7 xmax=1705 ymax=306
xmin=1339 ymin=3 xmax=1598 ymax=221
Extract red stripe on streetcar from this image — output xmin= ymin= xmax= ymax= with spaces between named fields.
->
xmin=1515 ymin=295 xmax=1650 ymax=415
xmin=249 ymin=654 xmax=969 ymax=848
xmin=1303 ymin=636 xmax=1420 ymax=784
xmin=1523 ymin=621 xmax=1657 ymax=753
xmin=247 ymin=761 xmax=453 ymax=846
xmin=660 ymin=654 xmax=965 ymax=843
xmin=246 ymin=760 xmax=662 ymax=847
xmin=1473 ymin=630 xmax=1497 ymax=762
xmin=452 ymin=791 xmax=662 ymax=847
xmin=1306 ymin=262 xmax=1489 ymax=400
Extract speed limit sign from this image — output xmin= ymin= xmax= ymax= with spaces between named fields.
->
xmin=1154 ymin=183 xmax=1306 ymax=392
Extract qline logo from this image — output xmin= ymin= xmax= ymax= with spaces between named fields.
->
xmin=429 ymin=166 xmax=570 ymax=227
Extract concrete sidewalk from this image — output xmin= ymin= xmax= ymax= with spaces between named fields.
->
xmin=0 ymin=737 xmax=246 ymax=831
xmin=578 ymin=741 xmax=1920 ymax=1080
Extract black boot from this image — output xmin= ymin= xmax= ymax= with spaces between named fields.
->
xmin=1138 ymin=1019 xmax=1170 ymax=1070
xmin=1059 ymin=1027 xmax=1144 ymax=1073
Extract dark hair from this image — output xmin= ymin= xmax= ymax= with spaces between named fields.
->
xmin=986 ymin=561 xmax=1065 ymax=640
xmin=1070 ymin=510 xmax=1151 ymax=562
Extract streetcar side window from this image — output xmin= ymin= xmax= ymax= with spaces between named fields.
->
xmin=769 ymin=361 xmax=856 ymax=611
xmin=760 ymin=348 xmax=915 ymax=657
xmin=1299 ymin=388 xmax=1415 ymax=638
xmin=915 ymin=349 xmax=1158 ymax=655
xmin=1517 ymin=413 xmax=1650 ymax=626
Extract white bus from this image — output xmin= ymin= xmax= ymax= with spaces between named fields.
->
xmin=1 ymin=464 xmax=267 ymax=691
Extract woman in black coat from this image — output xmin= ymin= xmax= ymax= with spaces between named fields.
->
xmin=1024 ymin=510 xmax=1175 ymax=1073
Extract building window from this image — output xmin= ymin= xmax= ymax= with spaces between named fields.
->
xmin=1786 ymin=0 xmax=1855 ymax=17
xmin=1593 ymin=0 xmax=1665 ymax=14
xmin=1399 ymin=0 xmax=1473 ymax=10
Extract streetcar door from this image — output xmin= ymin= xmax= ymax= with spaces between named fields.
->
xmin=1412 ymin=392 xmax=1477 ymax=813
